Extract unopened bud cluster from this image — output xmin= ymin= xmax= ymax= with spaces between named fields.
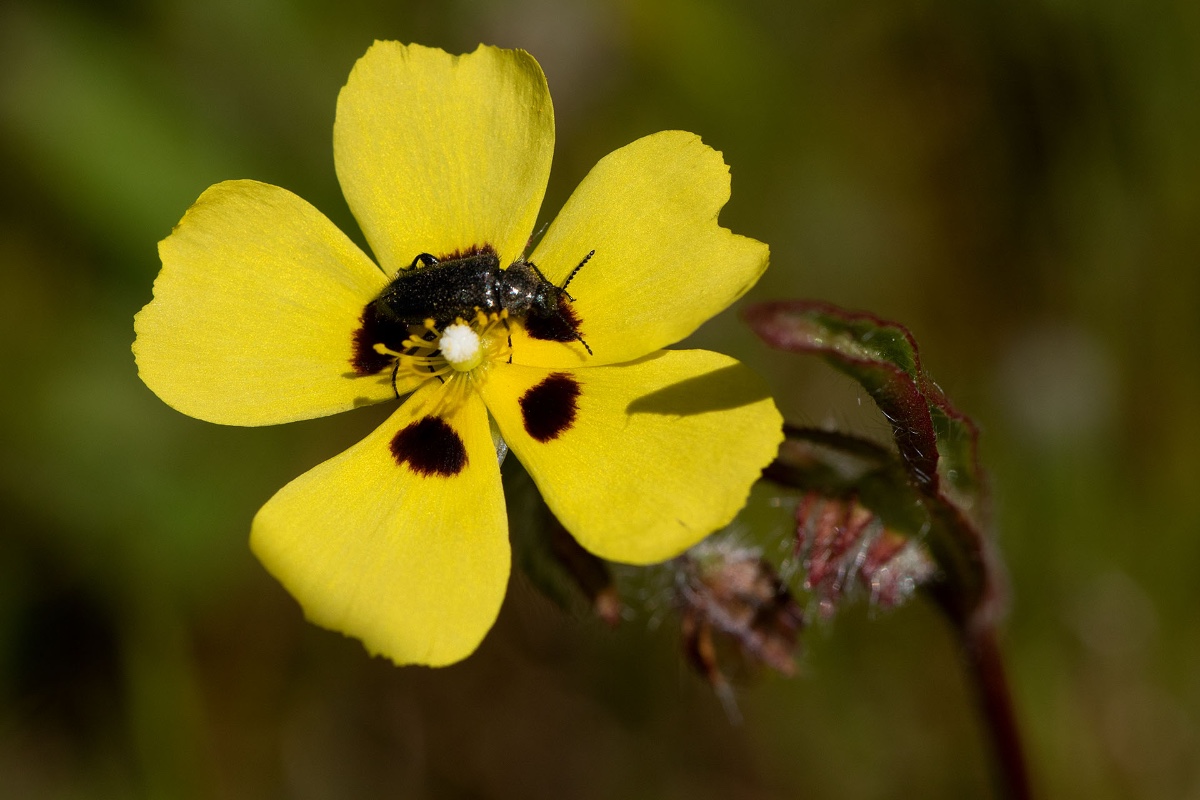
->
xmin=794 ymin=491 xmax=936 ymax=619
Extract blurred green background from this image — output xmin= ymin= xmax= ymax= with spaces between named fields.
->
xmin=2 ymin=0 xmax=1198 ymax=797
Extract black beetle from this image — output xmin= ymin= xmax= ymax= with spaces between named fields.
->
xmin=369 ymin=244 xmax=593 ymax=354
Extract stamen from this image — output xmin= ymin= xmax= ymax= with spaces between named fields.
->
xmin=401 ymin=334 xmax=437 ymax=352
xmin=375 ymin=315 xmax=506 ymax=389
xmin=373 ymin=342 xmax=406 ymax=359
xmin=477 ymin=313 xmax=512 ymax=364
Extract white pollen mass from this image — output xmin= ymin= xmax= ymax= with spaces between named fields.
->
xmin=439 ymin=323 xmax=483 ymax=371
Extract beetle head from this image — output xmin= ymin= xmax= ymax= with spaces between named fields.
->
xmin=503 ymin=260 xmax=561 ymax=318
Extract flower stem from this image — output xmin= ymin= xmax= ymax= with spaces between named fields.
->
xmin=956 ymin=617 xmax=1032 ymax=800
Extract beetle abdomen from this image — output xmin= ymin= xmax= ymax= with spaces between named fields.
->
xmin=374 ymin=254 xmax=504 ymax=326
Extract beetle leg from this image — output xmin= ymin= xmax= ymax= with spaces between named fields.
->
xmin=409 ymin=253 xmax=439 ymax=270
xmin=574 ymin=329 xmax=593 ymax=356
xmin=526 ymin=259 xmax=552 ymax=284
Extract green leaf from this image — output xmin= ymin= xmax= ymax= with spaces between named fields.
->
xmin=745 ymin=300 xmax=1001 ymax=627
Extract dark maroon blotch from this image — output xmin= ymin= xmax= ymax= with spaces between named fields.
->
xmin=351 ymin=302 xmax=410 ymax=375
xmin=435 ymin=242 xmax=497 ymax=262
xmin=520 ymin=372 xmax=582 ymax=442
xmin=390 ymin=417 xmax=468 ymax=477
xmin=524 ymin=297 xmax=583 ymax=343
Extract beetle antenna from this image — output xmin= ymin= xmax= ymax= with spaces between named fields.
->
xmin=561 ymin=250 xmax=594 ymax=295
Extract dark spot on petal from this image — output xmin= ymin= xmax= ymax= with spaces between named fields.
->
xmin=351 ymin=301 xmax=411 ymax=375
xmin=520 ymin=372 xmax=582 ymax=442
xmin=525 ymin=297 xmax=583 ymax=343
xmin=435 ymin=242 xmax=498 ymax=263
xmin=390 ymin=417 xmax=468 ymax=477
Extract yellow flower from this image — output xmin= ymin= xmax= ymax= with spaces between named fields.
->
xmin=133 ymin=42 xmax=783 ymax=666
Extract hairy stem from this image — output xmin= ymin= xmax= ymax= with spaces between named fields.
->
xmin=957 ymin=618 xmax=1032 ymax=800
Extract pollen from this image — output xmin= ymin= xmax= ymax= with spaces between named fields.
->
xmin=439 ymin=323 xmax=484 ymax=372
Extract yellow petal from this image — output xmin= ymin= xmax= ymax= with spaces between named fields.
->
xmin=510 ymin=131 xmax=770 ymax=367
xmin=134 ymin=180 xmax=419 ymax=426
xmin=334 ymin=42 xmax=554 ymax=274
xmin=480 ymin=350 xmax=783 ymax=564
xmin=251 ymin=379 xmax=509 ymax=666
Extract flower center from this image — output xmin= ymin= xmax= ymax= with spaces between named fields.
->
xmin=439 ymin=323 xmax=483 ymax=372
xmin=371 ymin=311 xmax=510 ymax=388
